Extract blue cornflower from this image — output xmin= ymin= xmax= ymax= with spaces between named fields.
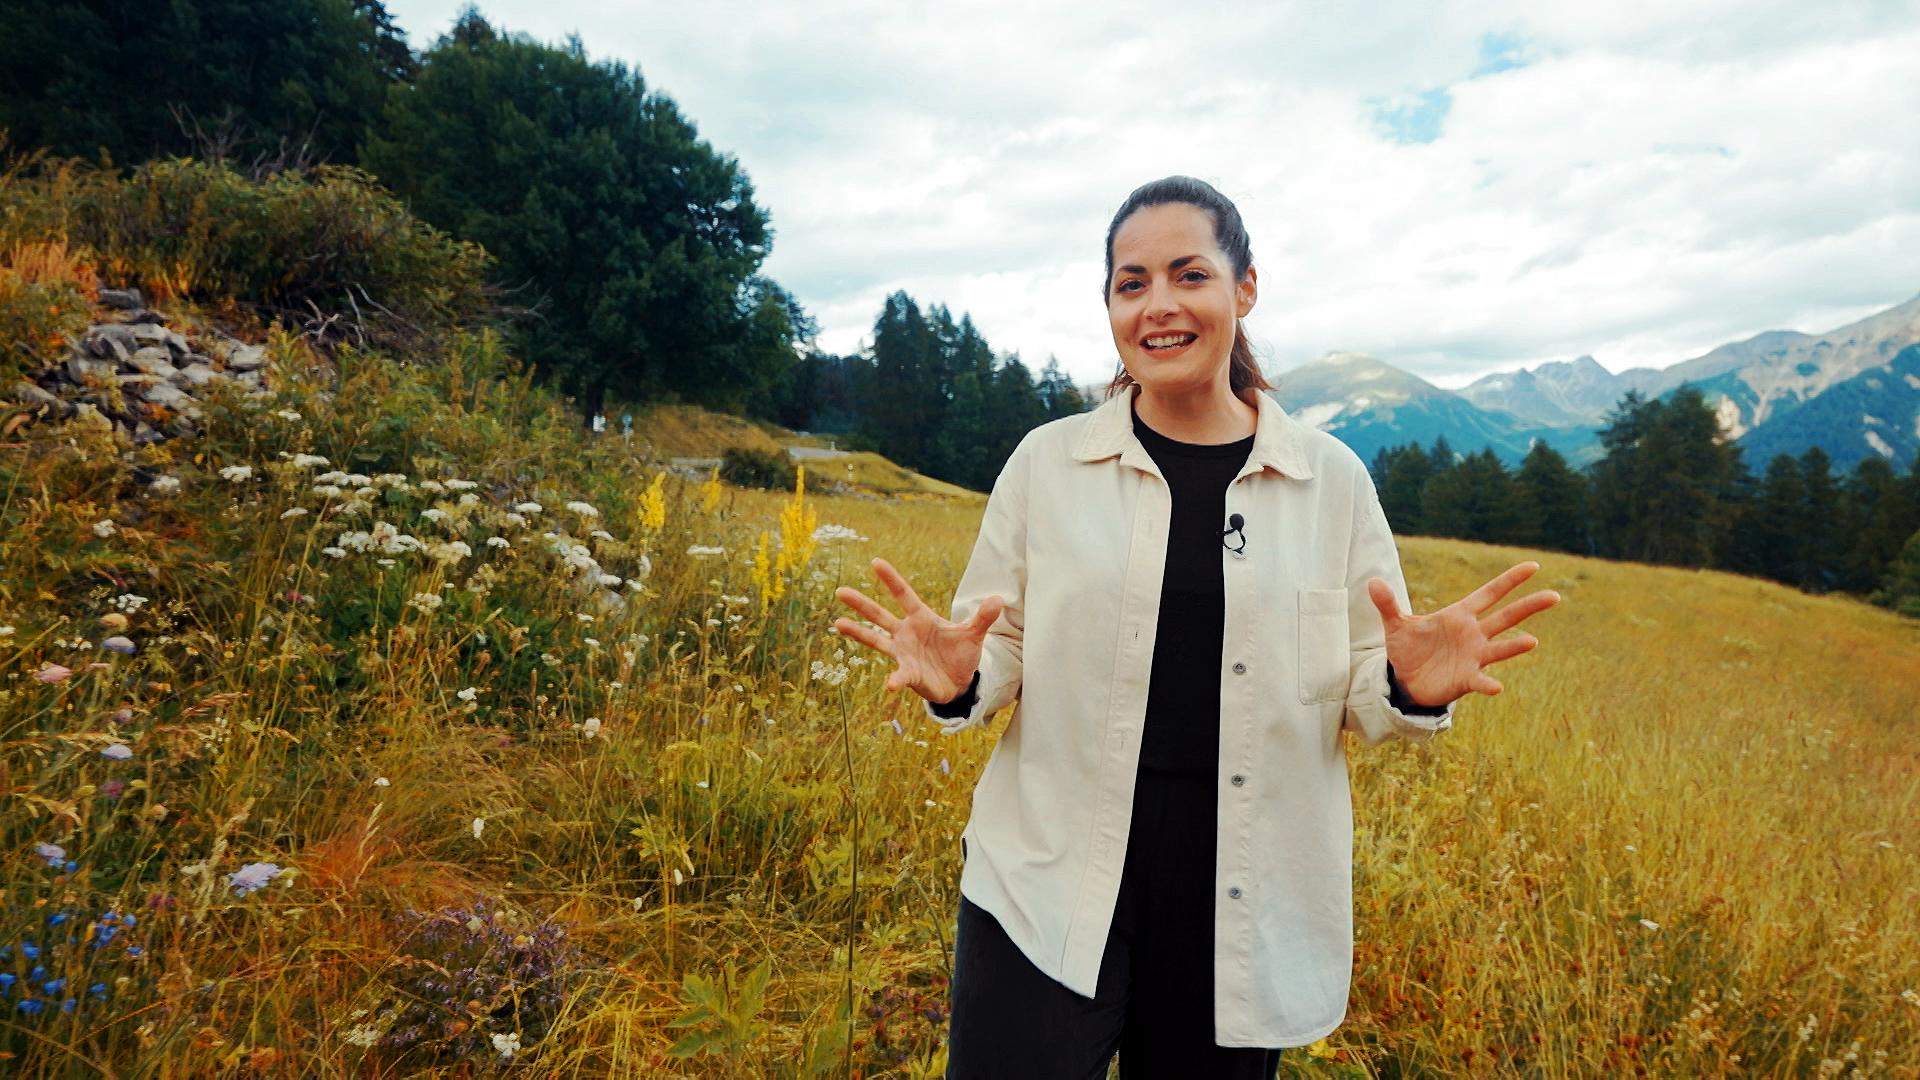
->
xmin=63 ymin=860 xmax=77 ymax=873
xmin=47 ymin=913 xmax=68 ymax=927
xmin=0 ymin=973 xmax=14 ymax=993
xmin=42 ymin=978 xmax=64 ymax=995
xmin=125 ymin=946 xmax=143 ymax=958
xmin=96 ymin=925 xmax=117 ymax=944
xmin=30 ymin=966 xmax=45 ymax=982
xmin=20 ymin=942 xmax=39 ymax=960
xmin=17 ymin=999 xmax=42 ymax=1015
xmin=89 ymin=983 xmax=107 ymax=997
xmin=60 ymin=998 xmax=76 ymax=1012
xmin=119 ymin=914 xmax=135 ymax=927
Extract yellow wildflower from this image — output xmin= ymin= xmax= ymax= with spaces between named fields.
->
xmin=637 ymin=472 xmax=666 ymax=533
xmin=700 ymin=465 xmax=722 ymax=515
xmin=777 ymin=465 xmax=819 ymax=577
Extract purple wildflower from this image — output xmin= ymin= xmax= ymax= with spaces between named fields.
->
xmin=226 ymin=862 xmax=281 ymax=896
xmin=32 ymin=843 xmax=65 ymax=867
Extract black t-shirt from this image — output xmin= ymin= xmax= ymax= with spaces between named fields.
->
xmin=1130 ymin=404 xmax=1256 ymax=776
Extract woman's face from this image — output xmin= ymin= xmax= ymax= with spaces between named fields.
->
xmin=1106 ymin=201 xmax=1256 ymax=396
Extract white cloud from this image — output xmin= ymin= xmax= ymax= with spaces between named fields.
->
xmin=384 ymin=1 xmax=1920 ymax=391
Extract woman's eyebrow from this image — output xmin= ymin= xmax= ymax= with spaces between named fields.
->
xmin=1116 ymin=254 xmax=1206 ymax=275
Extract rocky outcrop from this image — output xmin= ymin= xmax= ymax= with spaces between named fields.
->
xmin=13 ymin=288 xmax=274 ymax=445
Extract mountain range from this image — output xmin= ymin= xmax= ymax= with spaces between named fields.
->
xmin=1247 ymin=292 xmax=1920 ymax=474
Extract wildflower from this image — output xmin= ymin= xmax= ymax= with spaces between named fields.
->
xmin=227 ymin=862 xmax=281 ymax=896
xmin=375 ymin=558 xmax=396 ymax=568
xmin=110 ymin=593 xmax=148 ymax=613
xmin=218 ymin=465 xmax=253 ymax=482
xmin=456 ymin=687 xmax=479 ymax=703
xmin=890 ymin=718 xmax=904 ymax=736
xmin=373 ymin=777 xmax=390 ymax=787
xmin=812 ymin=523 xmax=869 ymax=543
xmin=582 ymin=717 xmax=602 ymax=738
xmin=427 ymin=540 xmax=472 ymax=565
xmin=36 ymin=664 xmax=74 ymax=684
xmin=419 ymin=480 xmax=447 ymax=494
xmin=514 ymin=502 xmax=542 ymax=514
xmin=91 ymin=519 xmax=117 ymax=538
xmin=375 ymin=473 xmax=409 ymax=488
xmin=632 ymin=896 xmax=645 ymax=911
xmin=808 ymin=659 xmax=848 ymax=686
xmin=311 ymin=484 xmax=344 ymax=498
xmin=148 ymin=476 xmax=180 ymax=495
xmin=686 ymin=544 xmax=725 ymax=557
xmin=635 ymin=553 xmax=653 ymax=579
xmin=721 ymin=594 xmax=750 ymax=605
xmin=279 ymin=507 xmax=308 ymax=520
xmin=672 ymin=868 xmax=684 ymax=885
xmin=500 ymin=512 xmax=529 ymax=529
xmin=33 ymin=843 xmax=65 ymax=866
xmin=316 ymin=471 xmax=349 ymax=484
xmin=583 ymin=637 xmax=601 ymax=649
xmin=566 ymin=500 xmax=600 ymax=518
xmin=344 ymin=1024 xmax=381 ymax=1048
xmin=321 ymin=546 xmax=346 ymax=558
xmin=420 ymin=508 xmax=449 ymax=524
xmin=275 ymin=410 xmax=303 ymax=422
xmin=576 ymin=613 xmax=594 ymax=623
xmin=100 ymin=743 xmax=133 ymax=760
xmin=701 ymin=465 xmax=722 ymax=514
xmin=407 ymin=593 xmax=443 ymax=613
xmin=492 ymin=1031 xmax=521 ymax=1057
xmin=486 ymin=536 xmax=510 ymax=549
xmin=100 ymin=780 xmax=125 ymax=798
xmin=638 ymin=473 xmax=666 ymax=532
xmin=940 ymin=758 xmax=951 ymax=776
xmin=596 ymin=573 xmax=622 ymax=587
xmin=290 ymin=453 xmax=328 ymax=468
xmin=445 ymin=479 xmax=478 ymax=491
xmin=471 ymin=818 xmax=485 ymax=840
xmin=1639 ymin=918 xmax=1661 ymax=931
xmin=101 ymin=636 xmax=135 ymax=654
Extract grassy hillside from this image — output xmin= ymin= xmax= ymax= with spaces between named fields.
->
xmin=1 ymin=161 xmax=1916 ymax=1078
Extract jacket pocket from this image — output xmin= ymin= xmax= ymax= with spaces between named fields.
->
xmin=1296 ymin=587 xmax=1350 ymax=705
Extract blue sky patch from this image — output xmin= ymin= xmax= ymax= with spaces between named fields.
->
xmin=1370 ymin=88 xmax=1452 ymax=145
xmin=1472 ymin=31 xmax=1533 ymax=77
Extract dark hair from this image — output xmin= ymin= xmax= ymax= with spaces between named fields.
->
xmin=1101 ymin=175 xmax=1274 ymax=405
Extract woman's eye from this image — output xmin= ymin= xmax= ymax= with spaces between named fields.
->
xmin=1181 ymin=269 xmax=1209 ymax=283
xmin=1116 ymin=280 xmax=1142 ymax=293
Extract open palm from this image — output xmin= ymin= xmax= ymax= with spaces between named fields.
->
xmin=1365 ymin=560 xmax=1562 ymax=708
xmin=832 ymin=557 xmax=1006 ymax=704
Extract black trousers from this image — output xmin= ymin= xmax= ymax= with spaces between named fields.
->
xmin=945 ymin=768 xmax=1283 ymax=1079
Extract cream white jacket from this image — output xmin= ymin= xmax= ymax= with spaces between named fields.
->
xmin=924 ymin=380 xmax=1456 ymax=1048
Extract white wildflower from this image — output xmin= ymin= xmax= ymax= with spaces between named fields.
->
xmin=500 ymin=512 xmax=528 ymax=528
xmin=583 ymin=717 xmax=602 ymax=738
xmin=590 ymin=529 xmax=614 ymax=541
xmin=290 ymin=453 xmax=328 ymax=468
xmin=458 ymin=492 xmax=479 ymax=506
xmin=274 ymin=409 xmax=303 ymax=422
xmin=472 ymin=817 xmax=485 ymax=840
xmin=408 ymin=592 xmax=443 ymax=613
xmin=343 ymin=473 xmax=372 ymax=487
xmin=566 ymin=500 xmax=600 ymax=517
xmin=219 ymin=465 xmax=253 ymax=482
xmin=1639 ymin=918 xmax=1661 ymax=931
xmin=456 ymin=687 xmax=479 ymax=703
xmin=311 ymin=484 xmax=343 ymax=499
xmin=315 ymin=470 xmax=348 ymax=484
xmin=575 ymin=613 xmax=594 ymax=623
xmin=427 ymin=540 xmax=472 ymax=565
xmin=420 ymin=508 xmax=449 ymax=524
xmin=148 ymin=475 xmax=180 ymax=495
xmin=686 ymin=544 xmax=725 ymax=557
xmin=812 ymin=523 xmax=869 ymax=543
xmin=280 ymin=507 xmax=308 ymax=520
xmin=374 ymin=473 xmax=409 ymax=488
xmin=92 ymin=519 xmax=117 ymax=538
xmin=486 ymin=536 xmax=510 ymax=549
xmin=418 ymin=480 xmax=447 ymax=494
xmin=344 ymin=1024 xmax=381 ymax=1048
xmin=321 ymin=546 xmax=346 ymax=559
xmin=445 ymin=479 xmax=478 ymax=491
xmin=596 ymin=573 xmax=622 ymax=587
xmin=514 ymin=502 xmax=543 ymax=514
xmin=720 ymin=594 xmax=749 ymax=605
xmin=373 ymin=777 xmax=390 ymax=787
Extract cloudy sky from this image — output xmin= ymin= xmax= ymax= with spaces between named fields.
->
xmin=383 ymin=1 xmax=1920 ymax=390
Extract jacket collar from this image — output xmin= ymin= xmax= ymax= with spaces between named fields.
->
xmin=1072 ymin=381 xmax=1315 ymax=481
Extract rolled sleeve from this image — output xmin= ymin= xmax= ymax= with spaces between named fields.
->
xmin=923 ymin=437 xmax=1029 ymax=735
xmin=1339 ymin=464 xmax=1456 ymax=747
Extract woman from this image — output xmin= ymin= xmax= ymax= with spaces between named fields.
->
xmin=832 ymin=176 xmax=1560 ymax=1079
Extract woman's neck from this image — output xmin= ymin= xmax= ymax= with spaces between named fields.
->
xmin=1131 ymin=382 xmax=1257 ymax=445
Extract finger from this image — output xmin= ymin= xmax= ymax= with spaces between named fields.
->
xmin=1480 ymin=633 xmax=1538 ymax=665
xmin=1461 ymin=561 xmax=1540 ymax=616
xmin=872 ymin=557 xmax=932 ymax=615
xmin=834 ymin=586 xmax=901 ymax=634
xmin=1481 ymin=588 xmax=1562 ymax=637
xmin=968 ymin=595 xmax=1005 ymax=635
xmin=1470 ymin=671 xmax=1504 ymax=695
xmin=1365 ymin=577 xmax=1403 ymax=629
xmin=831 ymin=617 xmax=896 ymax=658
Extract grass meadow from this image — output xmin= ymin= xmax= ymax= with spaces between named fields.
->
xmin=1 ymin=161 xmax=1915 ymax=1076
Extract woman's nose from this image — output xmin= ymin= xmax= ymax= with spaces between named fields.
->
xmin=1145 ymin=280 xmax=1179 ymax=319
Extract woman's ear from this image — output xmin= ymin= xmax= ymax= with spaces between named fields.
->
xmin=1236 ymin=265 xmax=1258 ymax=318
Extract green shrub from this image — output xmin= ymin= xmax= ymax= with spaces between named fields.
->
xmin=719 ymin=446 xmax=797 ymax=491
xmin=0 ymin=152 xmax=492 ymax=350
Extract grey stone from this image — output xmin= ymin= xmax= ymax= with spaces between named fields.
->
xmin=123 ymin=309 xmax=166 ymax=325
xmin=138 ymin=381 xmax=201 ymax=417
xmin=85 ymin=324 xmax=137 ymax=360
xmin=177 ymin=363 xmax=223 ymax=389
xmin=235 ymin=369 xmax=265 ymax=388
xmin=9 ymin=381 xmax=72 ymax=417
xmin=131 ymin=421 xmax=163 ymax=446
xmin=129 ymin=323 xmax=170 ymax=347
xmin=226 ymin=344 xmax=268 ymax=372
xmin=163 ymin=329 xmax=191 ymax=355
xmin=97 ymin=287 xmax=143 ymax=310
xmin=65 ymin=355 xmax=115 ymax=384
xmin=126 ymin=347 xmax=180 ymax=380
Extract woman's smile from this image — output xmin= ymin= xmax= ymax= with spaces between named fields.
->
xmin=1142 ymin=331 xmax=1199 ymax=356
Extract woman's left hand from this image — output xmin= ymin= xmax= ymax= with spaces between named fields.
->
xmin=1365 ymin=561 xmax=1561 ymax=709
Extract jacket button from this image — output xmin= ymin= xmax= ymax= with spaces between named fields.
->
xmin=1227 ymin=886 xmax=1243 ymax=899
xmin=1231 ymin=662 xmax=1247 ymax=675
xmin=1230 ymin=773 xmax=1245 ymax=786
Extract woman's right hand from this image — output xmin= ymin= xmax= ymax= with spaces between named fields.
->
xmin=832 ymin=557 xmax=1005 ymax=705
